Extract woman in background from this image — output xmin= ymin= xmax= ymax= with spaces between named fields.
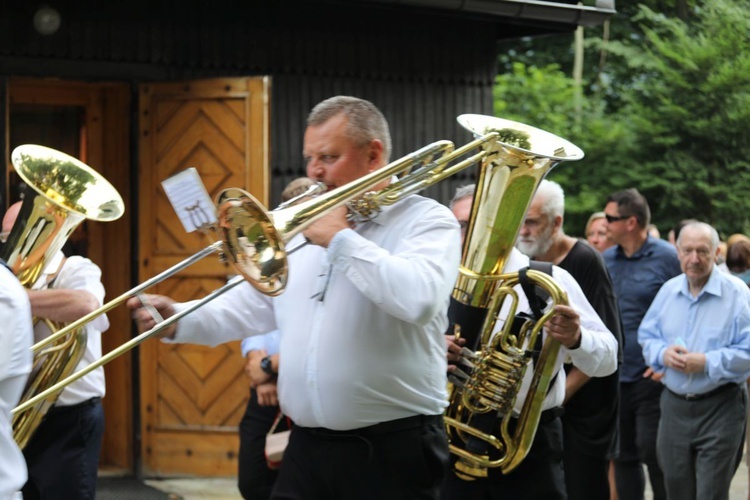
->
xmin=586 ymin=212 xmax=615 ymax=253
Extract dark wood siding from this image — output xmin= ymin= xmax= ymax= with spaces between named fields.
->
xmin=1 ymin=0 xmax=497 ymax=204
xmin=269 ymin=75 xmax=491 ymax=206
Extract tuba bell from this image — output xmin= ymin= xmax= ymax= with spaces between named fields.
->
xmin=2 ymin=145 xmax=124 ymax=448
xmin=444 ymin=115 xmax=583 ymax=479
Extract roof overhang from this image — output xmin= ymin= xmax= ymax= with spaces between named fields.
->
xmin=339 ymin=0 xmax=616 ymax=29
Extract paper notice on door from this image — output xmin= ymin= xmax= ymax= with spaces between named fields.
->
xmin=161 ymin=168 xmax=217 ymax=233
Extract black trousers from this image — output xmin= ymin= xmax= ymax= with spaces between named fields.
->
xmin=615 ymin=378 xmax=666 ymax=500
xmin=22 ymin=397 xmax=104 ymax=500
xmin=441 ymin=412 xmax=567 ymax=500
xmin=271 ymin=414 xmax=449 ymax=500
xmin=562 ymin=444 xmax=609 ymax=500
xmin=238 ymin=389 xmax=289 ymax=500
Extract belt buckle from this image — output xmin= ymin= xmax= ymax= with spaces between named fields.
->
xmin=684 ymin=392 xmax=700 ymax=401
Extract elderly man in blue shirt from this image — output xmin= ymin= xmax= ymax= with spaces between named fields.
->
xmin=639 ymin=221 xmax=750 ymax=500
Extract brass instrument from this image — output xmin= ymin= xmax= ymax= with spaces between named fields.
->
xmin=2 ymin=145 xmax=124 ymax=448
xmin=14 ymin=130 xmax=502 ymax=414
xmin=444 ymin=115 xmax=583 ymax=479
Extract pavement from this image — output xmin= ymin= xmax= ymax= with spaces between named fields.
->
xmin=146 ymin=477 xmax=242 ymax=499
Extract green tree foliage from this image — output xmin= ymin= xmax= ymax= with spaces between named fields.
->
xmin=494 ymin=62 xmax=638 ymax=236
xmin=494 ymin=0 xmax=750 ymax=237
xmin=604 ymin=0 xmax=750 ymax=237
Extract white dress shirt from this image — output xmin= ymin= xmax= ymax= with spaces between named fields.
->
xmin=31 ymin=252 xmax=108 ymax=406
xmin=499 ymin=248 xmax=618 ymax=414
xmin=0 ymin=266 xmax=33 ymax=498
xmin=171 ymin=194 xmax=462 ymax=430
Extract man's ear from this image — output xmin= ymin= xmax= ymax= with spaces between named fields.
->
xmin=553 ymin=215 xmax=563 ymax=232
xmin=367 ymin=140 xmax=384 ymax=171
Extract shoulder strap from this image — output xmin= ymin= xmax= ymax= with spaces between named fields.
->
xmin=518 ymin=260 xmax=559 ymax=396
xmin=518 ymin=260 xmax=553 ymax=321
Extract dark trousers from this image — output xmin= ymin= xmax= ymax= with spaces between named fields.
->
xmin=615 ymin=378 xmax=665 ymax=500
xmin=657 ymin=384 xmax=746 ymax=500
xmin=238 ymin=389 xmax=288 ymax=500
xmin=562 ymin=444 xmax=609 ymax=500
xmin=271 ymin=414 xmax=449 ymax=500
xmin=441 ymin=414 xmax=567 ymax=500
xmin=22 ymin=397 xmax=104 ymax=500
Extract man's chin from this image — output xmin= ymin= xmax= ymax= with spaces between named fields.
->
xmin=516 ymin=242 xmax=536 ymax=257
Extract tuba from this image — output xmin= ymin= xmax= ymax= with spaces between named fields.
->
xmin=2 ymin=145 xmax=124 ymax=448
xmin=444 ymin=115 xmax=583 ymax=479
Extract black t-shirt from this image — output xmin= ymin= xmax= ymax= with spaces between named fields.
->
xmin=558 ymin=239 xmax=623 ymax=457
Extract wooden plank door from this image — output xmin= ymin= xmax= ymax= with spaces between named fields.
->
xmin=138 ymin=77 xmax=269 ymax=476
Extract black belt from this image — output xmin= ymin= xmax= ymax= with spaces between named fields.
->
xmin=299 ymin=414 xmax=442 ymax=438
xmin=47 ymin=396 xmax=102 ymax=415
xmin=667 ymin=383 xmax=738 ymax=401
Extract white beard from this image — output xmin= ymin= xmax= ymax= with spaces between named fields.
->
xmin=516 ymin=224 xmax=555 ymax=259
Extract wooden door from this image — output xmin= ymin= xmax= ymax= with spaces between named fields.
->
xmin=6 ymin=78 xmax=133 ymax=472
xmin=138 ymin=77 xmax=269 ymax=476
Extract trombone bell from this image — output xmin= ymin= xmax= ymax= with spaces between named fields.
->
xmin=216 ymin=188 xmax=288 ymax=296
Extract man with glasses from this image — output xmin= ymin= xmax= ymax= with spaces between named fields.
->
xmin=638 ymin=221 xmax=750 ymax=500
xmin=516 ymin=180 xmax=622 ymax=500
xmin=602 ymin=188 xmax=681 ymax=500
xmin=444 ymin=184 xmax=617 ymax=500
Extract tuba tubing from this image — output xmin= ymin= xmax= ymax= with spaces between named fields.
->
xmin=443 ymin=115 xmax=582 ymax=479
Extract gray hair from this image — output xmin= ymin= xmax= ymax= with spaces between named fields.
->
xmin=676 ymin=221 xmax=720 ymax=250
xmin=307 ymin=96 xmax=392 ymax=162
xmin=450 ymin=184 xmax=475 ymax=208
xmin=535 ymin=179 xmax=565 ymax=219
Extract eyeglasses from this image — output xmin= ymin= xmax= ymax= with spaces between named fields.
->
xmin=605 ymin=214 xmax=631 ymax=224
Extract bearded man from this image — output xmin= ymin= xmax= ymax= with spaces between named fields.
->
xmin=516 ymin=179 xmax=623 ymax=500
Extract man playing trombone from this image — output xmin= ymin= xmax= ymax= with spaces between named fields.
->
xmin=130 ymin=96 xmax=462 ymax=500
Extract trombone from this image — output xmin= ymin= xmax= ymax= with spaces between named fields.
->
xmin=14 ymin=126 xmax=502 ymax=414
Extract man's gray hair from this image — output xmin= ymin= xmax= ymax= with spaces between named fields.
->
xmin=307 ymin=96 xmax=392 ymax=162
xmin=535 ymin=179 xmax=565 ymax=219
xmin=676 ymin=221 xmax=720 ymax=250
xmin=450 ymin=184 xmax=475 ymax=208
